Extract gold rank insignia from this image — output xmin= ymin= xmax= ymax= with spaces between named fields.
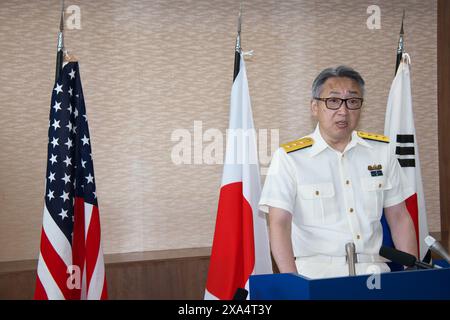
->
xmin=281 ymin=137 xmax=314 ymax=153
xmin=357 ymin=131 xmax=389 ymax=143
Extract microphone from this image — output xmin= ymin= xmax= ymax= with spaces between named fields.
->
xmin=233 ymin=288 xmax=248 ymax=300
xmin=379 ymin=246 xmax=434 ymax=269
xmin=345 ymin=242 xmax=357 ymax=276
xmin=424 ymin=235 xmax=450 ymax=263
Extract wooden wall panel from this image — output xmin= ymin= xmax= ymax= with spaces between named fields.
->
xmin=438 ymin=0 xmax=450 ymax=249
xmin=0 ymin=270 xmax=36 ymax=300
xmin=0 ymin=249 xmax=210 ymax=300
xmin=106 ymin=257 xmax=210 ymax=300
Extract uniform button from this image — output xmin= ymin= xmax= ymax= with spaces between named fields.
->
xmin=349 ymin=208 xmax=354 ymax=213
xmin=315 ymin=191 xmax=319 ymax=196
xmin=378 ymin=183 xmax=382 ymax=188
xmin=356 ymin=234 xmax=361 ymax=240
xmin=346 ymin=180 xmax=350 ymax=185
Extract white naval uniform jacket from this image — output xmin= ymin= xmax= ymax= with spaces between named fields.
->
xmin=259 ymin=125 xmax=414 ymax=260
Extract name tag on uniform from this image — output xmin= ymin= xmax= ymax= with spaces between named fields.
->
xmin=368 ymin=164 xmax=383 ymax=177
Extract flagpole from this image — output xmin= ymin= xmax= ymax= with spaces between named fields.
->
xmin=233 ymin=2 xmax=242 ymax=81
xmin=55 ymin=0 xmax=65 ymax=82
xmin=395 ymin=10 xmax=405 ymax=75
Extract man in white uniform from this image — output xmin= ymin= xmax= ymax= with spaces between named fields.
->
xmin=259 ymin=66 xmax=418 ymax=279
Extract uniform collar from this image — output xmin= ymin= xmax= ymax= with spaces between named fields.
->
xmin=309 ymin=124 xmax=372 ymax=157
xmin=309 ymin=124 xmax=329 ymax=157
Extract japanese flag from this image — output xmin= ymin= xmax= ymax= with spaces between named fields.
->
xmin=205 ymin=53 xmax=272 ymax=300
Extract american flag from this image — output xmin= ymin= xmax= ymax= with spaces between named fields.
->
xmin=34 ymin=62 xmax=108 ymax=300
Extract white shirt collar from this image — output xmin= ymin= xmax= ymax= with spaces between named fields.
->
xmin=309 ymin=124 xmax=372 ymax=157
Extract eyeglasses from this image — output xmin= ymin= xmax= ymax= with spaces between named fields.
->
xmin=314 ymin=97 xmax=364 ymax=110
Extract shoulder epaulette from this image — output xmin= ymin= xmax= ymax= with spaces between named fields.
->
xmin=357 ymin=131 xmax=389 ymax=143
xmin=281 ymin=137 xmax=314 ymax=153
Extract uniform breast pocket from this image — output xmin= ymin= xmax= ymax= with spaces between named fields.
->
xmin=360 ymin=177 xmax=392 ymax=220
xmin=297 ymin=182 xmax=337 ymax=226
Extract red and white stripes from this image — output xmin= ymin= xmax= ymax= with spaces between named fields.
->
xmin=35 ymin=199 xmax=107 ymax=300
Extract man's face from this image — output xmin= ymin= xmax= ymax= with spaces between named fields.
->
xmin=311 ymin=77 xmax=362 ymax=143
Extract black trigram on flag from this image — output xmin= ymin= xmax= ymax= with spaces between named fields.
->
xmin=396 ymin=134 xmax=416 ymax=167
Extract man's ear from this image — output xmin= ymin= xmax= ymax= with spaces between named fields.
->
xmin=311 ymin=99 xmax=319 ymax=117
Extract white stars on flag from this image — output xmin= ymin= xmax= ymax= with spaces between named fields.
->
xmin=65 ymin=138 xmax=73 ymax=149
xmin=52 ymin=101 xmax=62 ymax=112
xmin=48 ymin=172 xmax=56 ymax=183
xmin=59 ymin=209 xmax=69 ymax=220
xmin=44 ymin=63 xmax=98 ymax=234
xmin=61 ymin=173 xmax=71 ymax=185
xmin=63 ymin=156 xmax=72 ymax=167
xmin=51 ymin=119 xmax=61 ymax=130
xmin=54 ymin=83 xmax=63 ymax=94
xmin=50 ymin=137 xmax=59 ymax=148
xmin=47 ymin=190 xmax=55 ymax=201
xmin=60 ymin=191 xmax=70 ymax=202
xmin=69 ymin=69 xmax=76 ymax=79
xmin=49 ymin=154 xmax=58 ymax=165
xmin=81 ymin=135 xmax=90 ymax=145
xmin=85 ymin=173 xmax=94 ymax=184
